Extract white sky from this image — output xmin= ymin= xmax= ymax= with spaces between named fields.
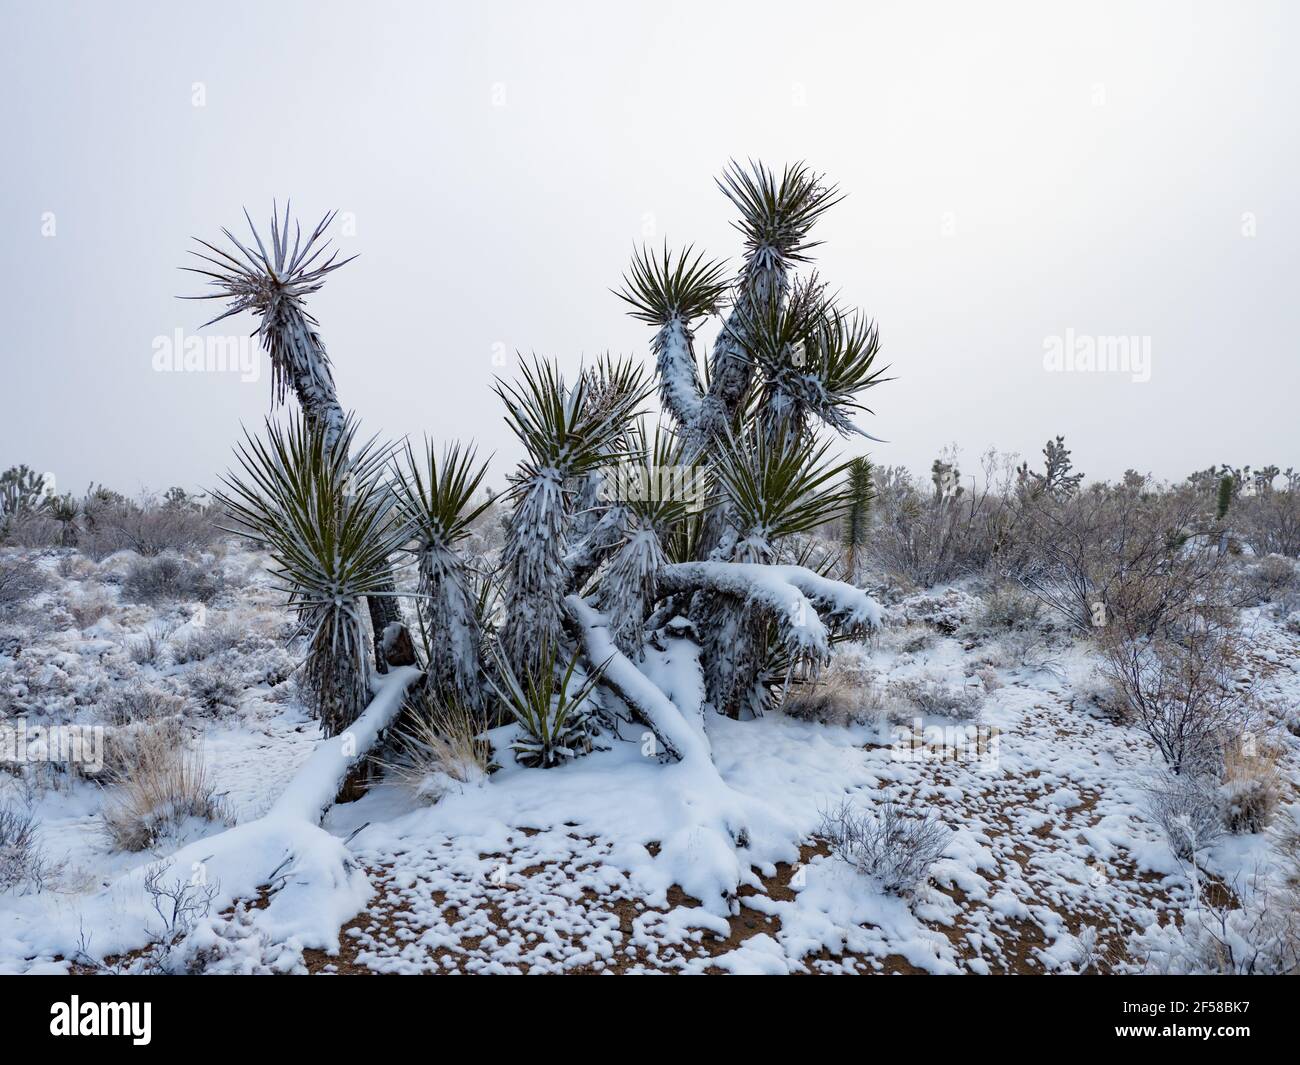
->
xmin=1 ymin=0 xmax=1296 ymax=496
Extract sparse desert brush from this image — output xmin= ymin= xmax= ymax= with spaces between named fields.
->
xmin=102 ymin=739 xmax=225 ymax=852
xmin=1219 ymin=735 xmax=1283 ymax=835
xmin=0 ymin=805 xmax=57 ymax=894
xmin=122 ymin=555 xmax=220 ymax=605
xmin=1247 ymin=553 xmax=1298 ymax=602
xmin=98 ymin=716 xmax=186 ymax=780
xmin=972 ymin=583 xmax=1042 ymax=634
xmin=380 ymin=693 xmax=494 ymax=804
xmin=67 ymin=590 xmax=114 ymax=630
xmin=81 ymin=496 xmax=220 ymax=560
xmin=886 ymin=674 xmax=982 ymax=722
xmin=56 ymin=554 xmax=96 ymax=581
xmin=169 ymin=623 xmax=242 ymax=665
xmin=782 ymin=654 xmax=884 ymax=727
xmin=819 ymin=798 xmax=949 ymax=898
xmin=0 ymin=557 xmax=50 ymax=613
xmin=100 ymin=682 xmax=185 ymax=727
xmin=184 ymin=664 xmax=243 ymax=716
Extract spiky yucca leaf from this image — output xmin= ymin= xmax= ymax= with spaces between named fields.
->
xmin=842 ymin=457 xmax=873 ymax=582
xmin=490 ymin=643 xmax=605 ymax=768
xmin=216 ymin=414 xmax=404 ymax=735
xmin=712 ymin=430 xmax=853 ymax=559
xmin=717 ymin=159 xmax=842 ymax=272
xmin=183 ymin=204 xmax=353 ymax=445
xmin=390 ymin=440 xmax=493 ymax=707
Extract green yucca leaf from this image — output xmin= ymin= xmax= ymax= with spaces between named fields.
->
xmin=717 ymin=160 xmax=843 ymax=271
xmin=390 ymin=438 xmax=492 ymax=550
xmin=489 ymin=642 xmax=608 ymax=768
xmin=615 ymin=243 xmax=729 ymax=325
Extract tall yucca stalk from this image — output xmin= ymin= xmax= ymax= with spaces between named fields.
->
xmin=615 ymin=244 xmax=728 ymax=434
xmin=184 ymin=205 xmax=407 ymax=668
xmin=494 ymin=356 xmax=648 ymax=675
xmin=695 ymin=161 xmax=842 ymax=440
xmin=217 ymin=415 xmax=405 ymax=736
xmin=390 ymin=439 xmax=492 ymax=709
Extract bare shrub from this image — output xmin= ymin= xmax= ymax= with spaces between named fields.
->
xmin=127 ymin=628 xmax=168 ymax=665
xmin=886 ymin=674 xmax=982 ymax=721
xmin=0 ymin=805 xmax=56 ymax=893
xmin=1236 ymin=487 xmax=1300 ymax=558
xmin=972 ymin=583 xmax=1042 ymax=634
xmin=122 ymin=555 xmax=219 ymax=605
xmin=102 ymin=741 xmax=225 ymax=851
xmin=1246 ymin=554 xmax=1298 ymax=602
xmin=1146 ymin=772 xmax=1225 ymax=860
xmin=1 ymin=512 xmax=63 ymax=549
xmin=184 ymin=664 xmax=243 ymax=715
xmin=819 ymin=799 xmax=949 ymax=897
xmin=67 ymin=590 xmax=115 ymax=630
xmin=169 ymin=622 xmax=243 ymax=665
xmin=0 ymin=558 xmax=50 ymax=613
xmin=1102 ymin=624 xmax=1257 ymax=776
xmin=100 ymin=682 xmax=185 ymax=727
xmin=82 ymin=497 xmax=220 ymax=559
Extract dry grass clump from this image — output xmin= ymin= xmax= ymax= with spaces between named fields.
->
xmin=380 ymin=695 xmax=494 ymax=804
xmin=100 ymin=682 xmax=185 ymax=727
xmin=886 ymin=673 xmax=983 ymax=722
xmin=102 ymin=733 xmax=225 ymax=851
xmin=67 ymin=590 xmax=115 ymax=630
xmin=1219 ymin=736 xmax=1284 ymax=835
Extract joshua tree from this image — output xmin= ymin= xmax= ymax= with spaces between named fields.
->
xmin=205 ymin=162 xmax=888 ymax=910
xmin=184 ymin=206 xmax=408 ymax=669
xmin=841 ymin=456 xmax=873 ymax=583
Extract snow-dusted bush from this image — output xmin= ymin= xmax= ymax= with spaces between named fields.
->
xmin=80 ymin=497 xmax=220 ymax=559
xmin=122 ymin=555 xmax=220 ymax=605
xmin=184 ymin=664 xmax=243 ymax=716
xmin=67 ymin=589 xmax=114 ymax=630
xmin=886 ymin=674 xmax=982 ymax=722
xmin=0 ymin=557 xmax=49 ymax=613
xmin=101 ymin=682 xmax=185 ymax=727
xmin=103 ymin=740 xmax=225 ymax=851
xmin=1246 ymin=553 xmax=1298 ymax=601
xmin=169 ymin=623 xmax=242 ymax=665
xmin=1145 ymin=772 xmax=1224 ymax=860
xmin=972 ymin=583 xmax=1042 ymax=634
xmin=0 ymin=805 xmax=54 ymax=893
xmin=1218 ymin=737 xmax=1283 ymax=835
xmin=1102 ymin=624 xmax=1257 ymax=776
xmin=782 ymin=652 xmax=882 ymax=727
xmin=819 ymin=799 xmax=949 ymax=897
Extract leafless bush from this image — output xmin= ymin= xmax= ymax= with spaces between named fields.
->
xmin=0 ymin=558 xmax=49 ymax=613
xmin=184 ymin=664 xmax=243 ymax=715
xmin=98 ymin=717 xmax=185 ymax=780
xmin=67 ymin=590 xmax=114 ymax=629
xmin=1219 ymin=736 xmax=1283 ymax=835
xmin=100 ymin=682 xmax=185 ymax=727
xmin=1 ymin=512 xmax=63 ymax=549
xmin=1102 ymin=623 xmax=1257 ymax=776
xmin=1246 ymin=554 xmax=1299 ymax=602
xmin=0 ymin=805 xmax=56 ymax=893
xmin=122 ymin=555 xmax=220 ymax=605
xmin=1235 ymin=488 xmax=1300 ymax=558
xmin=1145 ymin=773 xmax=1225 ymax=859
xmin=819 ymin=799 xmax=950 ymax=897
xmin=102 ymin=739 xmax=225 ymax=851
xmin=886 ymin=674 xmax=983 ymax=721
xmin=81 ymin=497 xmax=220 ymax=559
xmin=169 ymin=623 xmax=241 ymax=665
xmin=972 ymin=582 xmax=1043 ymax=634
xmin=782 ymin=654 xmax=884 ymax=727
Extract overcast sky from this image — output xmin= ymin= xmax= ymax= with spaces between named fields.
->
xmin=1 ymin=0 xmax=1296 ymax=497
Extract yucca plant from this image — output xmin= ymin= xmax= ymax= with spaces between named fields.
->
xmin=490 ymin=643 xmax=605 ymax=768
xmin=842 ymin=457 xmax=873 ymax=583
xmin=390 ymin=439 xmax=492 ymax=709
xmin=216 ymin=414 xmax=407 ymax=736
xmin=494 ymin=356 xmax=648 ymax=675
xmin=184 ymin=204 xmax=407 ymax=667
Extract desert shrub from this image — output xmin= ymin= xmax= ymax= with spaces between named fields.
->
xmin=1146 ymin=772 xmax=1225 ymax=860
xmin=973 ymin=583 xmax=1042 ymax=634
xmin=0 ymin=805 xmax=55 ymax=893
xmin=184 ymin=664 xmax=243 ymax=716
xmin=1218 ymin=736 xmax=1282 ymax=835
xmin=782 ymin=652 xmax=883 ymax=727
xmin=380 ymin=694 xmax=494 ymax=803
xmin=169 ymin=623 xmax=241 ymax=665
xmin=819 ymin=799 xmax=949 ymax=897
xmin=122 ymin=555 xmax=219 ymax=605
xmin=102 ymin=741 xmax=225 ymax=851
xmin=98 ymin=717 xmax=186 ymax=780
xmin=886 ymin=674 xmax=982 ymax=721
xmin=67 ymin=590 xmax=114 ymax=629
xmin=0 ymin=558 xmax=49 ymax=613
xmin=100 ymin=682 xmax=185 ymax=727
xmin=1246 ymin=554 xmax=1299 ymax=601
xmin=56 ymin=554 xmax=96 ymax=581
xmin=81 ymin=497 xmax=220 ymax=559
xmin=1 ymin=511 xmax=63 ymax=549
xmin=127 ymin=628 xmax=169 ymax=665
xmin=1236 ymin=488 xmax=1300 ymax=558
xmin=1102 ymin=624 xmax=1257 ymax=776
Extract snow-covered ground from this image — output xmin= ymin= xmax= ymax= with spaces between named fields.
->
xmin=2 ymin=544 xmax=1298 ymax=974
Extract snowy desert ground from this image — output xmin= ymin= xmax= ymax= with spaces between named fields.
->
xmin=2 ymin=534 xmax=1298 ymax=975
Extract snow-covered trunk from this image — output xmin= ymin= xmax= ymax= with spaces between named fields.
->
xmin=277 ymin=305 xmax=407 ymax=671
xmin=301 ymin=598 xmax=374 ymax=738
xmin=502 ymin=468 xmax=570 ymax=676
xmin=654 ymin=316 xmax=704 ymax=431
xmin=418 ymin=541 xmax=483 ymax=708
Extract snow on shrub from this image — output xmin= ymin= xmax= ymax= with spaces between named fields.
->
xmin=102 ymin=738 xmax=226 ymax=851
xmin=122 ymin=555 xmax=220 ymax=605
xmin=819 ymin=799 xmax=949 ymax=897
